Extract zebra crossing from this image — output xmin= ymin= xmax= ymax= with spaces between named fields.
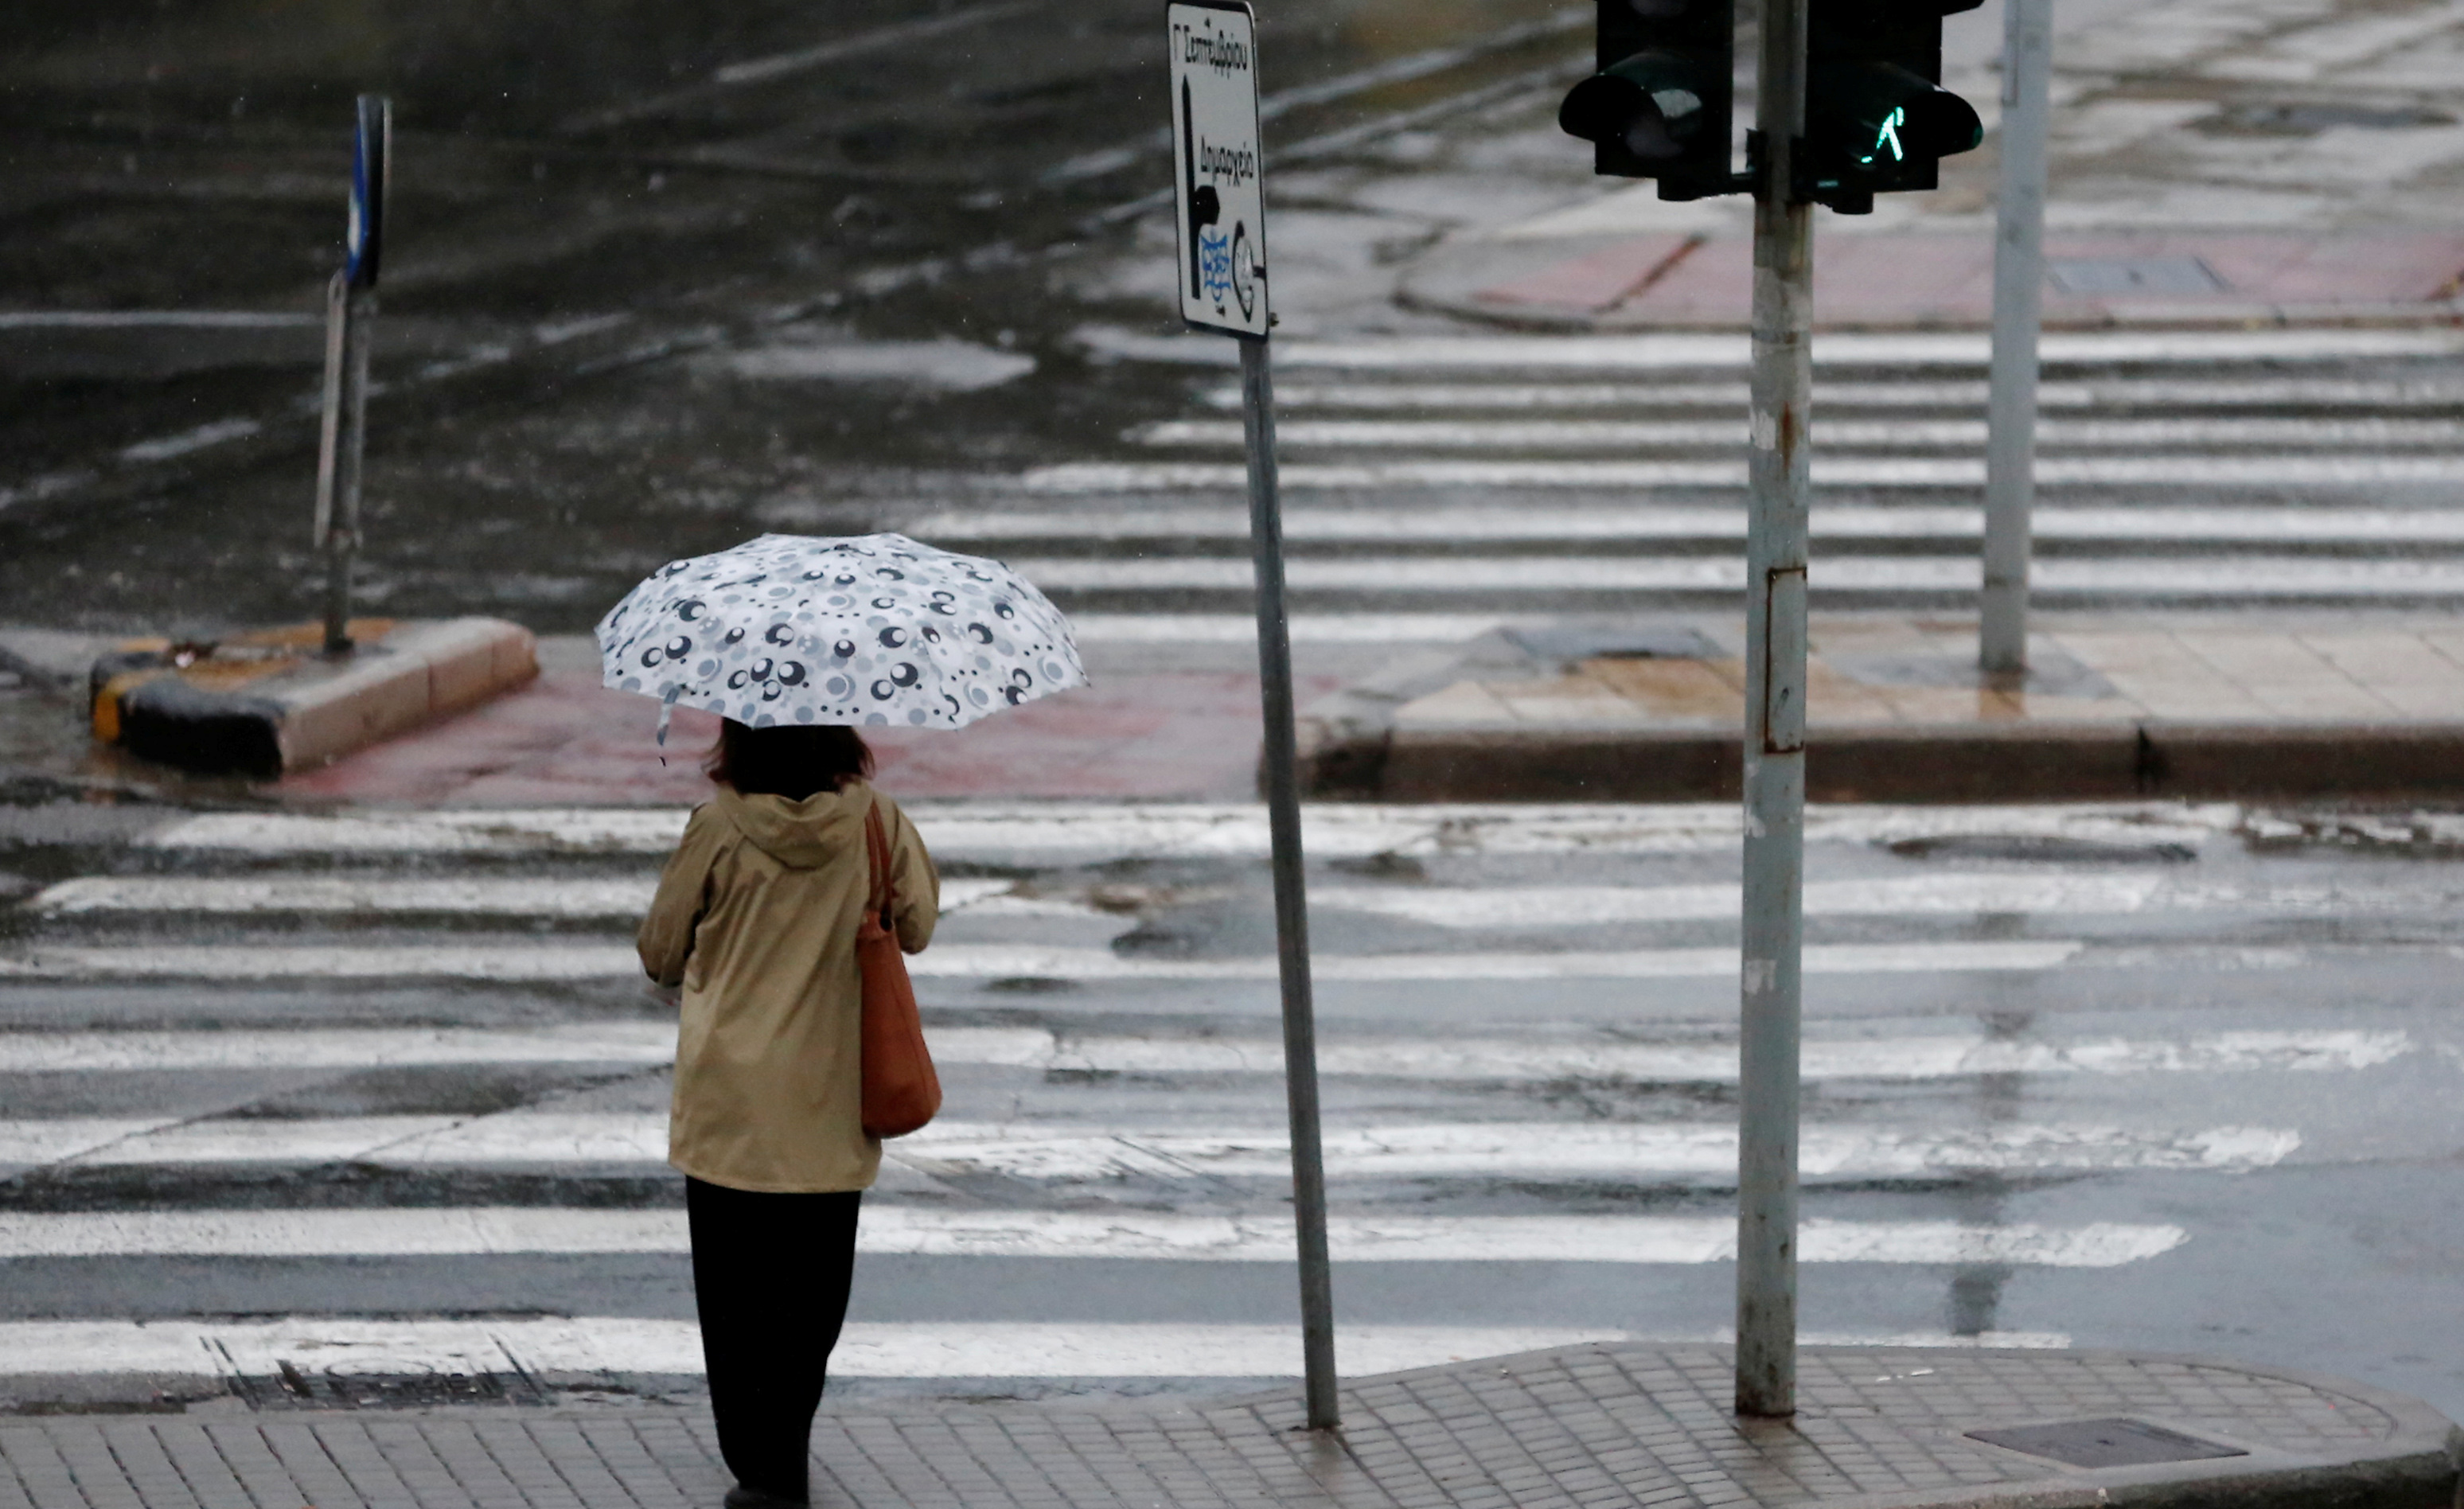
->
xmin=1 ymin=799 xmax=2454 ymax=1400
xmin=903 ymin=326 xmax=2464 ymax=641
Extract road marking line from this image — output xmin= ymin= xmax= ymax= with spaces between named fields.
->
xmin=0 ymin=1207 xmax=2184 ymax=1265
xmin=0 ymin=1026 xmax=2395 ymax=1081
xmin=1317 ymin=874 xmax=2462 ymax=923
xmin=131 ymin=801 xmax=2244 ymax=859
xmin=559 ymin=2 xmax=1046 ymax=131
xmin=1223 ymin=379 xmax=2464 ymax=411
xmin=25 ymin=875 xmax=1032 ymax=918
xmin=33 ymin=871 xmax=2434 ymax=926
xmin=2 ymin=1113 xmax=2291 ymax=1178
xmin=914 ymin=503 xmax=2464 ymax=546
xmin=1266 ymin=329 xmax=2464 ymax=368
xmin=1077 ymin=326 xmax=2464 ymax=369
xmin=1133 ymin=418 xmax=2464 ymax=450
xmin=1044 ymin=10 xmax=1589 ymax=183
xmin=0 ymin=939 xmax=2084 ymax=981
xmin=117 ymin=418 xmax=263 ymax=464
xmin=0 ymin=311 xmax=323 ymax=330
xmin=1022 ymin=456 xmax=2464 ymax=490
xmin=994 ymin=552 xmax=2464 ymax=595
xmin=0 ymin=1318 xmax=2070 ymax=1380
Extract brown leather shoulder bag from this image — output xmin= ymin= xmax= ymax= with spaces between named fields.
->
xmin=858 ymin=800 xmax=942 ymax=1138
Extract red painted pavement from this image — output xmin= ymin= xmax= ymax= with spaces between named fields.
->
xmin=274 ymin=667 xmax=1330 ymax=806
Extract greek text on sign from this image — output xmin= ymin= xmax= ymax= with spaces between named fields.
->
xmin=1169 ymin=1 xmax=1268 ymax=337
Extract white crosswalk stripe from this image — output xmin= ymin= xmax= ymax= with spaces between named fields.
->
xmin=907 ymin=330 xmax=2464 ymax=636
xmin=1218 ymin=379 xmax=2464 ymax=411
xmin=1020 ymin=456 xmax=2464 ymax=491
xmin=0 ymin=1024 xmax=2402 ymax=1079
xmin=914 ymin=504 xmax=2464 ymax=546
xmin=0 ymin=1113 xmax=2298 ymax=1178
xmin=117 ymin=800 xmax=2248 ymax=860
xmin=0 ymin=938 xmax=2089 ymax=982
xmin=0 ymin=799 xmax=2438 ymax=1389
xmin=1132 ymin=417 xmax=2464 ymax=450
xmin=33 ymin=869 xmax=2449 ymax=925
xmin=0 ymin=1207 xmax=2185 ymax=1266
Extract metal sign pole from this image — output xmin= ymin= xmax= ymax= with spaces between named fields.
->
xmin=1167 ymin=1 xmax=1335 ymax=1429
xmin=316 ymin=94 xmax=388 ymax=656
xmin=1240 ymin=333 xmax=1339 ymax=1431
xmin=1737 ymin=0 xmax=1812 ymax=1421
xmin=1982 ymin=0 xmax=2051 ymax=677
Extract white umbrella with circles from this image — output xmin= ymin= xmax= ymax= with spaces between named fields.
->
xmin=596 ymin=532 xmax=1086 ymax=735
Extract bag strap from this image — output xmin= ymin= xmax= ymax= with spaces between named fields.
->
xmin=864 ymin=797 xmax=896 ymax=925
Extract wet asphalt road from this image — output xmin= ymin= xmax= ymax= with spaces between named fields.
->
xmin=4 ymin=0 xmax=2464 ymax=1433
xmin=0 ymin=801 xmax=2460 ymax=1415
xmin=0 ymin=0 xmax=1584 ymax=634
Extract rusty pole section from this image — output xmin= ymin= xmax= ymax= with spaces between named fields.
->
xmin=1736 ymin=0 xmax=1812 ymax=1421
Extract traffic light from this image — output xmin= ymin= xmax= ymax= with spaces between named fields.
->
xmin=1558 ymin=0 xmax=1737 ymax=201
xmin=1802 ymin=0 xmax=1983 ymax=213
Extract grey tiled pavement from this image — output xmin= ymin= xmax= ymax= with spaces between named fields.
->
xmin=3 ymin=1345 xmax=2458 ymax=1509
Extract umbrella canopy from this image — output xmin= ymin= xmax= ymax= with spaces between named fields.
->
xmin=596 ymin=532 xmax=1086 ymax=731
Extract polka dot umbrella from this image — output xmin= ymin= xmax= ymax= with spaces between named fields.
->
xmin=596 ymin=532 xmax=1087 ymax=737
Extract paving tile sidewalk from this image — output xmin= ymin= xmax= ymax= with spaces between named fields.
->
xmin=1300 ymin=613 xmax=2464 ymax=802
xmin=5 ymin=1344 xmax=2457 ymax=1509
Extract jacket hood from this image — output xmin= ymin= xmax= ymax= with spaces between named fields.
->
xmin=712 ymin=782 xmax=871 ymax=869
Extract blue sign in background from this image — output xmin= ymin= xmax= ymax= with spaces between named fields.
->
xmin=345 ymin=95 xmax=388 ymax=289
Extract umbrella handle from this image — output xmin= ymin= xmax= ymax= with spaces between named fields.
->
xmin=656 ymin=685 xmax=683 ymax=766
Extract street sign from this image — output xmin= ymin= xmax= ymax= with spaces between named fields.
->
xmin=1168 ymin=1 xmax=1268 ymax=337
xmin=346 ymin=95 xmax=390 ymax=290
xmin=1164 ymin=0 xmax=1328 ymax=1433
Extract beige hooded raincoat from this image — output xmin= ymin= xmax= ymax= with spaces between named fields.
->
xmin=638 ymin=781 xmax=938 ymax=1193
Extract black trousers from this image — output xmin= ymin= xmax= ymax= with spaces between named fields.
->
xmin=686 ymin=1176 xmax=862 ymax=1503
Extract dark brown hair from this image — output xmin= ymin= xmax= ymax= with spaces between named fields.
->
xmin=704 ymin=719 xmax=874 ymax=801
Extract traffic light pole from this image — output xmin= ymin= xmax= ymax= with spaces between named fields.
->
xmin=1982 ymin=0 xmax=2051 ymax=676
xmin=1737 ymin=0 xmax=1812 ymax=1423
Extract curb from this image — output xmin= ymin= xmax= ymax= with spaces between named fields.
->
xmin=1350 ymin=720 xmax=2464 ymax=803
xmin=1296 ymin=626 xmax=2464 ymax=803
xmin=89 ymin=618 xmax=538 ymax=778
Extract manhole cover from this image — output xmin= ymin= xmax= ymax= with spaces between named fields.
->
xmin=1967 ymin=1417 xmax=2249 ymax=1468
xmin=2046 ymin=256 xmax=2228 ymax=297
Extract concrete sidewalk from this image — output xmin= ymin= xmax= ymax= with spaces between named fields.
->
xmin=1299 ymin=614 xmax=2464 ymax=802
xmin=4 ymin=1343 xmax=2455 ymax=1509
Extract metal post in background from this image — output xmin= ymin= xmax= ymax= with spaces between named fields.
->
xmin=315 ymin=93 xmax=388 ymax=656
xmin=1982 ymin=0 xmax=2050 ymax=677
xmin=315 ymin=275 xmax=375 ymax=653
xmin=1736 ymin=0 xmax=1812 ymax=1422
xmin=1240 ymin=335 xmax=1339 ymax=1430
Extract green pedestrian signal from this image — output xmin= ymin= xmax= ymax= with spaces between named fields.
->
xmin=1558 ymin=0 xmax=1738 ymax=201
xmin=1803 ymin=0 xmax=1983 ymax=212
